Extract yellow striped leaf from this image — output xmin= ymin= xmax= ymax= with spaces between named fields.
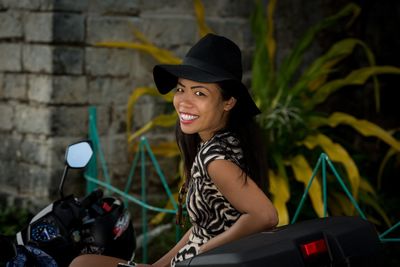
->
xmin=130 ymin=141 xmax=180 ymax=157
xmin=299 ymin=38 xmax=375 ymax=93
xmin=150 ymin=195 xmax=178 ymax=225
xmin=126 ymin=87 xmax=174 ymax=140
xmin=150 ymin=141 xmax=180 ymax=158
xmin=307 ymin=39 xmax=362 ymax=76
xmin=128 ymin=112 xmax=178 ymax=143
xmin=127 ymin=87 xmax=158 ymax=139
xmin=131 ymin=28 xmax=152 ymax=45
xmin=193 ymin=0 xmax=213 ymax=37
xmin=290 ymin=155 xmax=324 ymax=217
xmin=269 ymin=170 xmax=290 ymax=225
xmin=359 ymin=177 xmax=376 ymax=196
xmin=310 ymin=112 xmax=400 ymax=152
xmin=128 ymin=87 xmax=173 ymax=105
xmin=307 ymin=66 xmax=400 ymax=108
xmin=300 ymin=133 xmax=360 ymax=197
xmin=97 ymin=41 xmax=182 ymax=64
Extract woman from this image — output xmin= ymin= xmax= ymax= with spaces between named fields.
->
xmin=70 ymin=33 xmax=278 ymax=267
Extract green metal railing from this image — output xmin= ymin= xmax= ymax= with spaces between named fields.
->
xmin=85 ymin=107 xmax=181 ymax=263
xmin=290 ymin=152 xmax=400 ymax=243
xmin=84 ymin=106 xmax=399 ymax=262
xmin=291 ymin=153 xmax=367 ymax=223
xmin=380 ymin=222 xmax=400 ymax=242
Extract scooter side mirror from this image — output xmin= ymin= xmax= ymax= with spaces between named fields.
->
xmin=65 ymin=141 xmax=93 ymax=168
xmin=59 ymin=140 xmax=94 ymax=198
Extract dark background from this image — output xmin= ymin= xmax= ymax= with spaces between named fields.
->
xmin=323 ymin=0 xmax=400 ymax=264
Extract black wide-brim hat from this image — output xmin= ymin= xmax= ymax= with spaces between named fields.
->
xmin=153 ymin=33 xmax=261 ymax=117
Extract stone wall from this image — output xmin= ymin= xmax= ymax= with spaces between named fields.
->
xmin=0 ymin=0 xmax=254 ymax=209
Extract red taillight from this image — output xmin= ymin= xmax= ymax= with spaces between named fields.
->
xmin=300 ymin=239 xmax=328 ymax=258
xmin=102 ymin=202 xmax=112 ymax=212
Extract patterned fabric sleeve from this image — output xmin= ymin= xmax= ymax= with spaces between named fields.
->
xmin=200 ymin=133 xmax=243 ymax=173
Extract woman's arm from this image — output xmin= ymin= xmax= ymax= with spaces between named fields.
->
xmin=151 ymin=227 xmax=193 ymax=267
xmin=198 ymin=159 xmax=278 ymax=254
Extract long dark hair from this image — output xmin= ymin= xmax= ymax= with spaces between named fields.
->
xmin=175 ymin=80 xmax=269 ymax=192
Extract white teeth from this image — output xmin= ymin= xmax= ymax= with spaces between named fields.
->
xmin=180 ymin=113 xmax=198 ymax=121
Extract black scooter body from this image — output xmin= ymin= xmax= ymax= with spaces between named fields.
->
xmin=176 ymin=216 xmax=381 ymax=267
xmin=1 ymin=141 xmax=136 ymax=267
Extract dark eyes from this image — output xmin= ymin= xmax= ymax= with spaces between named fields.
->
xmin=175 ymin=88 xmax=206 ymax=96
xmin=195 ymin=91 xmax=206 ymax=96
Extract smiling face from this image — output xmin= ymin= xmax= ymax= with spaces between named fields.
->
xmin=173 ymin=78 xmax=237 ymax=141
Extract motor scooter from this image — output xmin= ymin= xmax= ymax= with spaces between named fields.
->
xmin=1 ymin=141 xmax=382 ymax=267
xmin=175 ymin=216 xmax=381 ymax=267
xmin=0 ymin=141 xmax=136 ymax=267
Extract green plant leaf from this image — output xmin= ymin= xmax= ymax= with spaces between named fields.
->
xmin=292 ymin=38 xmax=376 ymax=96
xmin=276 ymin=3 xmax=361 ymax=96
xmin=251 ymin=0 xmax=274 ymax=109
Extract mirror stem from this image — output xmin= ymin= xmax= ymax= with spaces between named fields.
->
xmin=59 ymin=165 xmax=69 ymax=199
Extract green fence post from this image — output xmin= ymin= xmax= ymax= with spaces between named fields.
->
xmin=380 ymin=220 xmax=400 ymax=242
xmin=140 ymin=137 xmax=148 ymax=263
xmin=291 ymin=154 xmax=323 ymax=224
xmin=325 ymin=157 xmax=367 ymax=220
xmin=86 ymin=106 xmax=98 ymax=194
xmin=322 ymin=153 xmax=327 ymax=217
xmin=85 ymin=106 xmax=186 ymax=259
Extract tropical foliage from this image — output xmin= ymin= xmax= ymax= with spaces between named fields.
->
xmin=252 ymin=0 xmax=400 ymax=225
xmin=0 ymin=205 xmax=31 ymax=235
xmin=97 ymin=0 xmax=400 ymax=226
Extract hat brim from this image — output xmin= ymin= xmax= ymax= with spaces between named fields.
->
xmin=153 ymin=64 xmax=261 ymax=116
xmin=154 ymin=64 xmax=231 ymax=94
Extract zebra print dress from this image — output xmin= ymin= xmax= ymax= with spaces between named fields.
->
xmin=171 ymin=131 xmax=244 ymax=266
